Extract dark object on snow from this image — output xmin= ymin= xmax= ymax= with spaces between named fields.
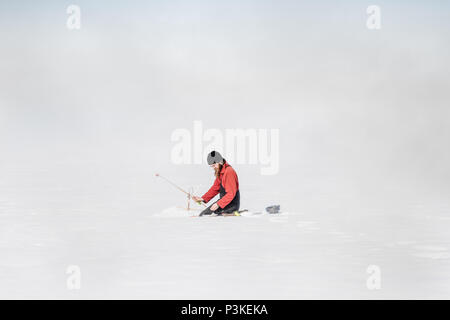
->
xmin=266 ymin=205 xmax=280 ymax=214
xmin=207 ymin=150 xmax=224 ymax=165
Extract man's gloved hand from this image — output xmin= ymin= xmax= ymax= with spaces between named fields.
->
xmin=192 ymin=196 xmax=204 ymax=204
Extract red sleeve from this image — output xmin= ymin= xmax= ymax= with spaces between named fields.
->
xmin=201 ymin=177 xmax=220 ymax=204
xmin=217 ymin=168 xmax=238 ymax=208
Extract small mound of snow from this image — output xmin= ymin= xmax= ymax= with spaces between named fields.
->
xmin=154 ymin=206 xmax=201 ymax=218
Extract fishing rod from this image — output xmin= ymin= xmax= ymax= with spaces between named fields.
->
xmin=155 ymin=173 xmax=206 ymax=207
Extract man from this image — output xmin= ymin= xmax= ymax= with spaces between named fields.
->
xmin=193 ymin=151 xmax=240 ymax=216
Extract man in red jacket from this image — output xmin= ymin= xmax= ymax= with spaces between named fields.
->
xmin=193 ymin=151 xmax=240 ymax=216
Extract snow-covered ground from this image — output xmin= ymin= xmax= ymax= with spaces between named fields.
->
xmin=1 ymin=163 xmax=449 ymax=299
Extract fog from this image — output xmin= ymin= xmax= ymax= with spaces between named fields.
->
xmin=1 ymin=0 xmax=449 ymax=298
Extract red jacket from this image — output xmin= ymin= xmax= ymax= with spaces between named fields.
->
xmin=201 ymin=162 xmax=239 ymax=208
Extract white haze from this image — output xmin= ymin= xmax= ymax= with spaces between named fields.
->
xmin=0 ymin=1 xmax=449 ymax=298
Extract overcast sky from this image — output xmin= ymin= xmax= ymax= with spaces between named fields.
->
xmin=1 ymin=0 xmax=449 ymax=213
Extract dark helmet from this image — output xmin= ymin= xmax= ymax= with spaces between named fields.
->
xmin=207 ymin=150 xmax=224 ymax=165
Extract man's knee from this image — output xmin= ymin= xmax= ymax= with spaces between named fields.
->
xmin=199 ymin=205 xmax=216 ymax=216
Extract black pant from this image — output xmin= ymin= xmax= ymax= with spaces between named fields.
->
xmin=199 ymin=201 xmax=239 ymax=216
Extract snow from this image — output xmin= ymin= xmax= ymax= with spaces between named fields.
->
xmin=1 ymin=165 xmax=450 ymax=299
